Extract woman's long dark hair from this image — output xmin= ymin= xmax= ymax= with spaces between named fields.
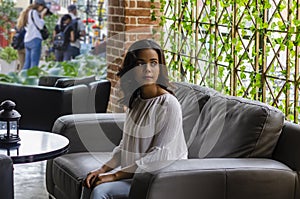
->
xmin=60 ymin=14 xmax=72 ymax=30
xmin=117 ymin=39 xmax=173 ymax=109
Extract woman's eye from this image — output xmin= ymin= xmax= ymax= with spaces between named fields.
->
xmin=150 ymin=62 xmax=158 ymax=67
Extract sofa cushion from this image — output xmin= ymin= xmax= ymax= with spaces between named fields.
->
xmin=188 ymin=94 xmax=284 ymax=158
xmin=173 ymin=82 xmax=216 ymax=146
xmin=51 ymin=152 xmax=112 ymax=199
xmin=54 ymin=75 xmax=96 ymax=88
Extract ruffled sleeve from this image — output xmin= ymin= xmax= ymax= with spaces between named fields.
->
xmin=135 ymin=95 xmax=188 ymax=171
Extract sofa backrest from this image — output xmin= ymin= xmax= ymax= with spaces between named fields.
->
xmin=39 ymin=76 xmax=111 ymax=113
xmin=173 ymin=82 xmax=284 ymax=159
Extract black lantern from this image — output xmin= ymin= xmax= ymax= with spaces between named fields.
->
xmin=0 ymin=100 xmax=21 ymax=146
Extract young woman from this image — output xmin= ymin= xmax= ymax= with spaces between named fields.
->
xmin=18 ymin=0 xmax=48 ymax=70
xmin=53 ymin=14 xmax=75 ymax=61
xmin=81 ymin=39 xmax=188 ymax=199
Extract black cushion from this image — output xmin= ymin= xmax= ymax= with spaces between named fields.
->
xmin=54 ymin=75 xmax=96 ymax=88
xmin=38 ymin=76 xmax=67 ymax=87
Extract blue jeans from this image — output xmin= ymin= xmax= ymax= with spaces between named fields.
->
xmin=55 ymin=45 xmax=80 ymax=61
xmin=24 ymin=38 xmax=42 ymax=70
xmin=54 ymin=49 xmax=64 ymax=62
xmin=65 ymin=46 xmax=80 ymax=60
xmin=81 ymin=179 xmax=132 ymax=199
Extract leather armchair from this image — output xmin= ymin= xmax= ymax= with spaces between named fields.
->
xmin=0 ymin=154 xmax=14 ymax=199
xmin=0 ymin=79 xmax=111 ymax=132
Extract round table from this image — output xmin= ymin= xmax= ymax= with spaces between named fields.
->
xmin=0 ymin=130 xmax=69 ymax=164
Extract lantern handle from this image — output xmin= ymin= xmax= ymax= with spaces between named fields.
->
xmin=0 ymin=100 xmax=16 ymax=111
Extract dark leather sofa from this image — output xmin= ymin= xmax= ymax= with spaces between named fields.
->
xmin=0 ymin=78 xmax=111 ymax=132
xmin=0 ymin=154 xmax=14 ymax=199
xmin=46 ymin=82 xmax=300 ymax=199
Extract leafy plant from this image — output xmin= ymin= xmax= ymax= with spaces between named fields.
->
xmin=0 ymin=0 xmax=18 ymax=41
xmin=43 ymin=14 xmax=59 ymax=50
xmin=0 ymin=46 xmax=18 ymax=63
xmin=0 ymin=53 xmax=107 ymax=85
xmin=159 ymin=0 xmax=300 ymax=123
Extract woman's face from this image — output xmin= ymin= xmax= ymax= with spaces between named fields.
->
xmin=37 ymin=5 xmax=45 ymax=12
xmin=63 ymin=19 xmax=71 ymax=25
xmin=133 ymin=48 xmax=160 ymax=87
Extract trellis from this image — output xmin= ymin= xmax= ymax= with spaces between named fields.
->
xmin=161 ymin=0 xmax=300 ymax=123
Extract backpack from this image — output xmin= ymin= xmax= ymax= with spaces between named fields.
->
xmin=11 ymin=27 xmax=26 ymax=50
xmin=53 ymin=25 xmax=69 ymax=50
xmin=53 ymin=32 xmax=65 ymax=50
xmin=70 ymin=18 xmax=81 ymax=40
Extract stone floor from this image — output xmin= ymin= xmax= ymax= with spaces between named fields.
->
xmin=14 ymin=161 xmax=49 ymax=199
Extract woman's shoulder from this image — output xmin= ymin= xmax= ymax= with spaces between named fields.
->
xmin=163 ymin=93 xmax=181 ymax=108
xmin=149 ymin=93 xmax=181 ymax=109
xmin=30 ymin=9 xmax=38 ymax=16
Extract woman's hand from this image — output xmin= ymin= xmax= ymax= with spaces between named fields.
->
xmin=92 ymin=173 xmax=117 ymax=187
xmin=83 ymin=169 xmax=105 ymax=189
xmin=40 ymin=8 xmax=48 ymax=18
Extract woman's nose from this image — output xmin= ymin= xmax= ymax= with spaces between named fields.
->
xmin=144 ymin=63 xmax=151 ymax=72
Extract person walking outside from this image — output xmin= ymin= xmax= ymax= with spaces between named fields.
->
xmin=14 ymin=17 xmax=26 ymax=71
xmin=53 ymin=14 xmax=75 ymax=61
xmin=18 ymin=0 xmax=48 ymax=70
xmin=67 ymin=4 xmax=86 ymax=59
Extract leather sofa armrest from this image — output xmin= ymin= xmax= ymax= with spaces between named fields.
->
xmin=87 ymin=80 xmax=111 ymax=113
xmin=52 ymin=113 xmax=125 ymax=153
xmin=130 ymin=158 xmax=295 ymax=199
xmin=0 ymin=154 xmax=13 ymax=199
xmin=273 ymin=121 xmax=300 ymax=171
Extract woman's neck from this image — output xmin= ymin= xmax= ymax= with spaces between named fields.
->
xmin=140 ymin=84 xmax=168 ymax=99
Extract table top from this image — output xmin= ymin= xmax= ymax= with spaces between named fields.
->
xmin=0 ymin=130 xmax=69 ymax=164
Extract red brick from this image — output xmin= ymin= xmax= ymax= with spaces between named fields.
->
xmin=125 ymin=25 xmax=151 ymax=32
xmin=137 ymin=33 xmax=154 ymax=40
xmin=125 ymin=9 xmax=150 ymax=16
xmin=137 ymin=1 xmax=160 ymax=8
xmin=138 ymin=17 xmax=157 ymax=25
xmin=130 ymin=17 xmax=137 ymax=24
xmin=109 ymin=1 xmax=120 ymax=6
xmin=114 ymin=7 xmax=124 ymax=16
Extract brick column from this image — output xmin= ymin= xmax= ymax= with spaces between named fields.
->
xmin=106 ymin=0 xmax=161 ymax=113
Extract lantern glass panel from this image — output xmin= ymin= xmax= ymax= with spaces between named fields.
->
xmin=0 ymin=121 xmax=6 ymax=137
xmin=10 ymin=121 xmax=18 ymax=137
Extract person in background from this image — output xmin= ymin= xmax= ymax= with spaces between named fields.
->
xmin=81 ymin=39 xmax=188 ymax=199
xmin=15 ymin=16 xmax=26 ymax=71
xmin=67 ymin=4 xmax=86 ymax=58
xmin=53 ymin=14 xmax=75 ymax=61
xmin=18 ymin=0 xmax=48 ymax=70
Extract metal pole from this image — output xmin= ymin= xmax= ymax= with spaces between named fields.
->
xmin=98 ymin=1 xmax=103 ymax=40
xmin=85 ymin=0 xmax=89 ymax=43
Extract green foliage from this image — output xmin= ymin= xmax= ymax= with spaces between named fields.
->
xmin=0 ymin=46 xmax=18 ymax=63
xmin=0 ymin=54 xmax=107 ymax=85
xmin=160 ymin=0 xmax=300 ymax=122
xmin=0 ymin=0 xmax=18 ymax=40
xmin=43 ymin=14 xmax=59 ymax=48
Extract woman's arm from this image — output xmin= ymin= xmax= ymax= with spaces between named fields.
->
xmin=91 ymin=164 xmax=137 ymax=187
xmin=32 ymin=9 xmax=45 ymax=29
xmin=83 ymin=138 xmax=124 ymax=188
xmin=70 ymin=30 xmax=75 ymax=42
xmin=83 ymin=154 xmax=121 ymax=188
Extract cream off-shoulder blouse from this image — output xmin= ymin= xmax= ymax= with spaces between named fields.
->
xmin=112 ymin=93 xmax=188 ymax=172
